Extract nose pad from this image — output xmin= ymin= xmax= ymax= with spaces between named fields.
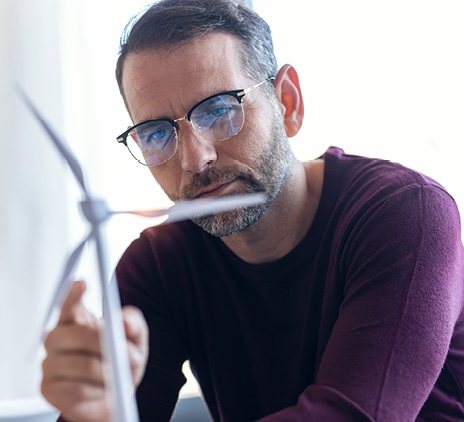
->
xmin=177 ymin=121 xmax=218 ymax=173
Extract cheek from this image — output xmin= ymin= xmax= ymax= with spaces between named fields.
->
xmin=236 ymin=110 xmax=276 ymax=156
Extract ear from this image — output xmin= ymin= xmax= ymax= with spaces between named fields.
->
xmin=272 ymin=64 xmax=304 ymax=138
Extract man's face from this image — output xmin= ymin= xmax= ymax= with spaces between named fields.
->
xmin=121 ymin=32 xmax=292 ymax=237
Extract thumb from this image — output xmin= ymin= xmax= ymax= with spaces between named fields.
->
xmin=122 ymin=306 xmax=148 ymax=349
xmin=122 ymin=306 xmax=149 ymax=385
xmin=58 ymin=280 xmax=93 ymax=325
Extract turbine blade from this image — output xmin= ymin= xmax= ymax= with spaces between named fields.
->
xmin=14 ymin=83 xmax=88 ymax=195
xmin=112 ymin=193 xmax=267 ymax=223
xmin=93 ymin=224 xmax=140 ymax=421
xmin=34 ymin=230 xmax=93 ymax=348
xmin=100 ymin=272 xmax=140 ymax=421
xmin=163 ymin=193 xmax=266 ymax=224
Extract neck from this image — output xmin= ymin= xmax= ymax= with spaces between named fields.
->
xmin=220 ymin=157 xmax=324 ymax=264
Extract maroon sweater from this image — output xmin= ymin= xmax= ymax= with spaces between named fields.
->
xmin=66 ymin=147 xmax=464 ymax=421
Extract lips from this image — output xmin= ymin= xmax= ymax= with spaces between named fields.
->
xmin=194 ymin=180 xmax=235 ymax=199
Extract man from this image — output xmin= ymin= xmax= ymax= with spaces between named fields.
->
xmin=41 ymin=0 xmax=464 ymax=421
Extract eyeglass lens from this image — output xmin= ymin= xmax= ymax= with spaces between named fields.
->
xmin=128 ymin=120 xmax=177 ymax=166
xmin=125 ymin=93 xmax=244 ymax=166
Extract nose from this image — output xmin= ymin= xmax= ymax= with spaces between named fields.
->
xmin=177 ymin=122 xmax=218 ymax=173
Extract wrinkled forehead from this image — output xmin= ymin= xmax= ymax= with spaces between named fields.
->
xmin=121 ymin=32 xmax=252 ymax=121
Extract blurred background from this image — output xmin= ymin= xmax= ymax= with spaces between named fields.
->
xmin=0 ymin=0 xmax=463 ymax=418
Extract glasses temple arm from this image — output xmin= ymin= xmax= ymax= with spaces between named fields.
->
xmin=240 ymin=76 xmax=276 ymax=96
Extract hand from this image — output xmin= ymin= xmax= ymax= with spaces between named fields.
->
xmin=41 ymin=281 xmax=149 ymax=422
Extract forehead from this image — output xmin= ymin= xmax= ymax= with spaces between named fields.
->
xmin=121 ymin=32 xmax=251 ymax=121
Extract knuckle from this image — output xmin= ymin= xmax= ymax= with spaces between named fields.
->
xmin=71 ymin=382 xmax=90 ymax=400
xmin=41 ymin=381 xmax=70 ymax=408
xmin=42 ymin=329 xmax=55 ymax=351
xmin=41 ymin=356 xmax=49 ymax=374
xmin=41 ymin=355 xmax=58 ymax=380
xmin=46 ymin=324 xmax=101 ymax=354
xmin=80 ymin=323 xmax=101 ymax=344
xmin=40 ymin=379 xmax=51 ymax=400
xmin=81 ymin=356 xmax=101 ymax=376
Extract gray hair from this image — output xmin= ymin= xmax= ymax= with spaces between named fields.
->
xmin=115 ymin=0 xmax=278 ymax=104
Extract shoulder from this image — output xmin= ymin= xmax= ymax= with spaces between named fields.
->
xmin=319 ymin=150 xmax=463 ymax=301
xmin=325 ymin=146 xmax=443 ymax=190
xmin=322 ymin=146 xmax=456 ymax=216
xmin=318 ymin=148 xmax=463 ymax=274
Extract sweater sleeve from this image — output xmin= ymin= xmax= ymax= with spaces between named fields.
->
xmin=256 ymin=185 xmax=464 ymax=421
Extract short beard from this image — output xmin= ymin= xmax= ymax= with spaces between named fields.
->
xmin=188 ymin=117 xmax=291 ymax=237
xmin=190 ymin=171 xmax=271 ymax=237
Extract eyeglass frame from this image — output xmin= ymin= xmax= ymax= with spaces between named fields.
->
xmin=116 ymin=76 xmax=276 ymax=167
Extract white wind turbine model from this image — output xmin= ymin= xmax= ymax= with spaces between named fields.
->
xmin=16 ymin=86 xmax=265 ymax=422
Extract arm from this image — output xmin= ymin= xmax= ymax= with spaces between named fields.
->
xmin=257 ymin=185 xmax=464 ymax=421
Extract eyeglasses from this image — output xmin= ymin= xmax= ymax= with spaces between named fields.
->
xmin=116 ymin=77 xmax=275 ymax=167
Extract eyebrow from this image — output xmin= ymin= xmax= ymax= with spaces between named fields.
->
xmin=136 ymin=87 xmax=243 ymax=125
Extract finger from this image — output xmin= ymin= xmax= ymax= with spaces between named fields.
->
xmin=44 ymin=324 xmax=102 ymax=357
xmin=42 ymin=353 xmax=105 ymax=386
xmin=41 ymin=379 xmax=109 ymax=422
xmin=122 ymin=306 xmax=149 ymax=385
xmin=58 ymin=280 xmax=93 ymax=325
xmin=126 ymin=340 xmax=148 ymax=385
xmin=122 ymin=306 xmax=148 ymax=348
xmin=42 ymin=379 xmax=104 ymax=406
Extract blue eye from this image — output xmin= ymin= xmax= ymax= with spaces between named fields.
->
xmin=209 ymin=106 xmax=227 ymax=118
xmin=189 ymin=94 xmax=243 ymax=137
xmin=150 ymin=128 xmax=168 ymax=140
xmin=136 ymin=122 xmax=174 ymax=148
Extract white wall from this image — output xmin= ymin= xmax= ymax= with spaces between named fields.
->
xmin=255 ymin=0 xmax=464 ymax=214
